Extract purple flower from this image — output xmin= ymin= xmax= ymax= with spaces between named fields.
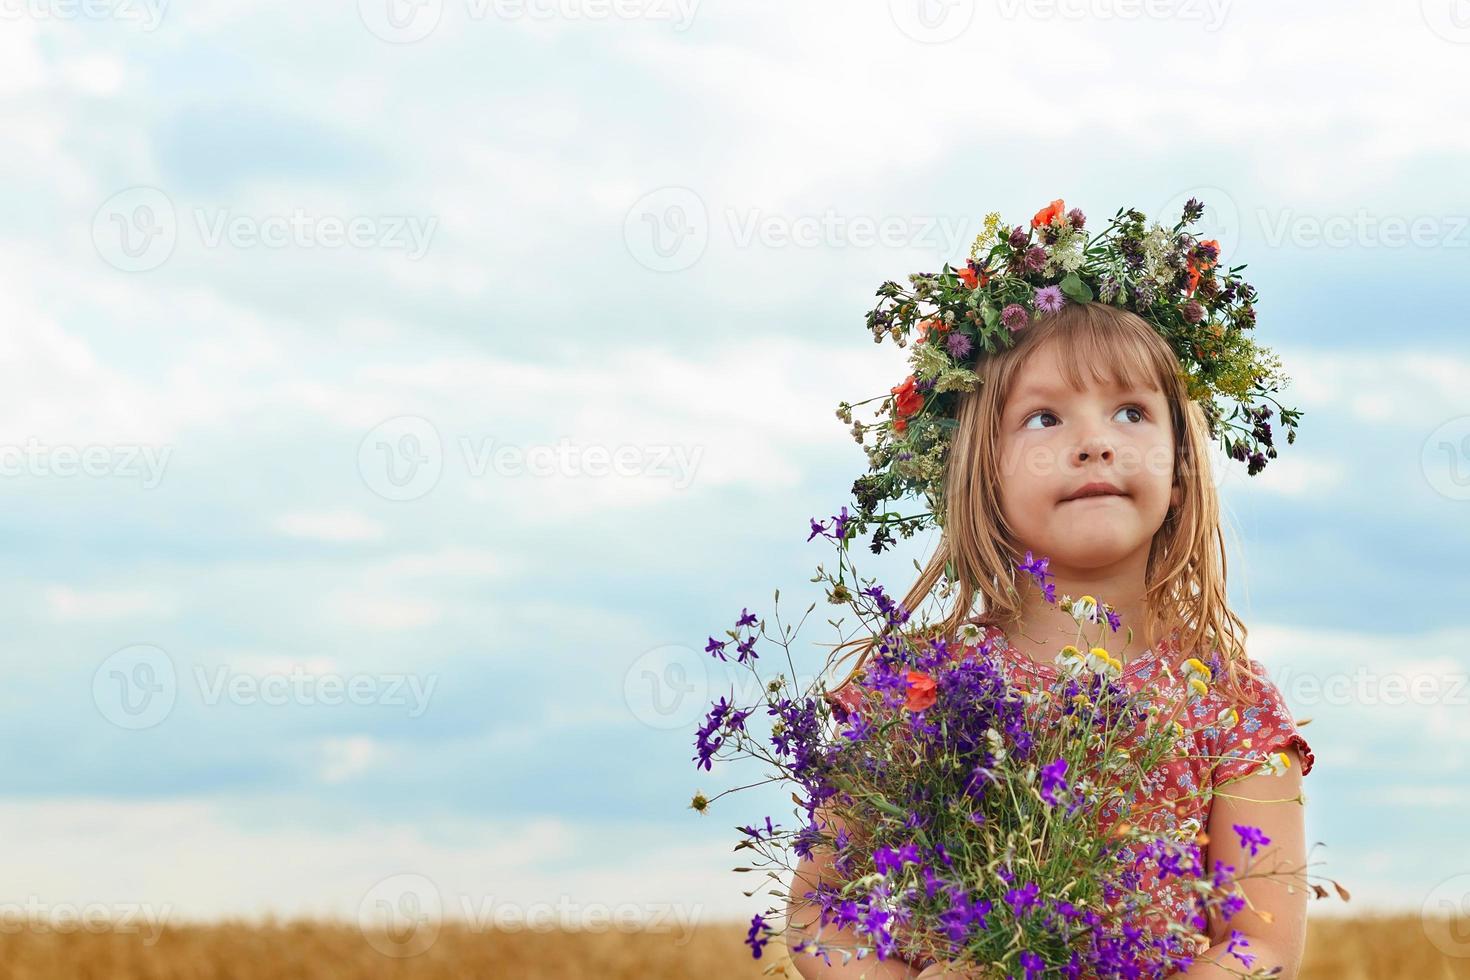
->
xmin=1233 ymin=824 xmax=1271 ymax=856
xmin=1017 ymin=551 xmax=1056 ymax=603
xmin=1020 ymin=950 xmax=1046 ymax=979
xmin=1024 ymin=246 xmax=1049 ymax=271
xmin=1008 ymin=226 xmax=1028 ymax=248
xmin=945 ymin=331 xmax=973 ymax=359
xmin=1182 ymin=299 xmax=1205 ymax=323
xmin=873 ymin=842 xmax=921 ymax=876
xmin=745 ymin=912 xmax=771 ymax=958
xmin=1067 ymin=207 xmax=1086 ymax=230
xmin=704 ymin=637 xmax=728 ymax=661
xmin=1001 ymin=303 xmax=1030 ymax=332
xmin=807 ymin=507 xmax=852 ymax=544
xmin=1039 ymin=757 xmax=1069 ymax=807
xmin=1004 ymin=880 xmax=1041 ymax=917
xmin=1034 ymin=285 xmax=1065 ymax=314
xmin=1227 ymin=929 xmax=1256 ymax=967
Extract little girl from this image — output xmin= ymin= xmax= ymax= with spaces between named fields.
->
xmin=787 ymin=300 xmax=1314 ymax=979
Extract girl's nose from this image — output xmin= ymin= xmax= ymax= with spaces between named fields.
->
xmin=1076 ymin=434 xmax=1114 ymax=463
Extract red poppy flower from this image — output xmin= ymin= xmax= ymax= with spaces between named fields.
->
xmin=914 ymin=318 xmax=951 ymax=342
xmin=1031 ymin=198 xmax=1066 ymax=230
xmin=903 ymin=670 xmax=937 ymax=712
xmin=1186 ymin=239 xmax=1220 ymax=296
xmin=891 ymin=374 xmax=924 ymax=421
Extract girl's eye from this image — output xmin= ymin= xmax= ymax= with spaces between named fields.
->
xmin=1021 ymin=405 xmax=1146 ymax=429
xmin=1022 ymin=410 xmax=1060 ymax=430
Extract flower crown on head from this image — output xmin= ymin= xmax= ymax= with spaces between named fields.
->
xmin=834 ymin=198 xmax=1301 ymax=554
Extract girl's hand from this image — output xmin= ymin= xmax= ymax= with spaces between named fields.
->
xmin=914 ymin=960 xmax=987 ymax=979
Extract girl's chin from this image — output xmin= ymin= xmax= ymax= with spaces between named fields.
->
xmin=1036 ymin=529 xmax=1143 ymax=567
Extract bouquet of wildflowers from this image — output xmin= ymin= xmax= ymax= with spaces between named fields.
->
xmin=690 ymin=513 xmax=1344 ymax=978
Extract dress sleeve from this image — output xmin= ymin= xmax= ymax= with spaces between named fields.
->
xmin=823 ymin=672 xmax=867 ymax=722
xmin=1211 ymin=657 xmax=1315 ymax=787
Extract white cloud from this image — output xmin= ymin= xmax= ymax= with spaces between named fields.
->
xmin=274 ymin=510 xmax=387 ymax=543
xmin=44 ymin=586 xmax=179 ymax=622
xmin=318 ymin=736 xmax=381 ymax=784
xmin=0 ymin=797 xmax=766 ymax=924
xmin=322 ymin=591 xmax=443 ymax=631
xmin=1280 ymin=346 xmax=1470 ymax=428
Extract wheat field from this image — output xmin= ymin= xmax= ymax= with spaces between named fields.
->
xmin=0 ymin=915 xmax=1463 ymax=979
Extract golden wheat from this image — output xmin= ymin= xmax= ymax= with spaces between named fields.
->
xmin=0 ymin=916 xmax=1461 ymax=979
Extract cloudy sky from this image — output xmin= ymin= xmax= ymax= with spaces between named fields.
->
xmin=1 ymin=0 xmax=1467 ymax=944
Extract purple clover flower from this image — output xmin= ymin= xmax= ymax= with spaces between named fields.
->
xmin=1001 ymin=303 xmax=1030 ymax=332
xmin=1034 ymin=284 xmax=1065 ymax=314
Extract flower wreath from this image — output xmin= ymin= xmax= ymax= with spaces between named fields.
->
xmin=836 ymin=197 xmax=1301 ymax=554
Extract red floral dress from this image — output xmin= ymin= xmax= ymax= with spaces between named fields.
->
xmin=825 ymin=620 xmax=1314 ymax=970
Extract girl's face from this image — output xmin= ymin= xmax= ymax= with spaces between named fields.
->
xmin=995 ymin=341 xmax=1181 ymax=573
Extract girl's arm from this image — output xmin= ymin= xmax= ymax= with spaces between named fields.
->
xmin=1182 ymin=746 xmax=1309 ymax=978
xmin=784 ymin=806 xmax=923 ymax=979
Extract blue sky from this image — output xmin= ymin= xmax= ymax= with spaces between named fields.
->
xmin=0 ymin=0 xmax=1467 ymax=937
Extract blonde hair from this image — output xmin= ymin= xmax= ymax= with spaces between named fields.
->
xmin=830 ymin=300 xmax=1258 ymax=705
